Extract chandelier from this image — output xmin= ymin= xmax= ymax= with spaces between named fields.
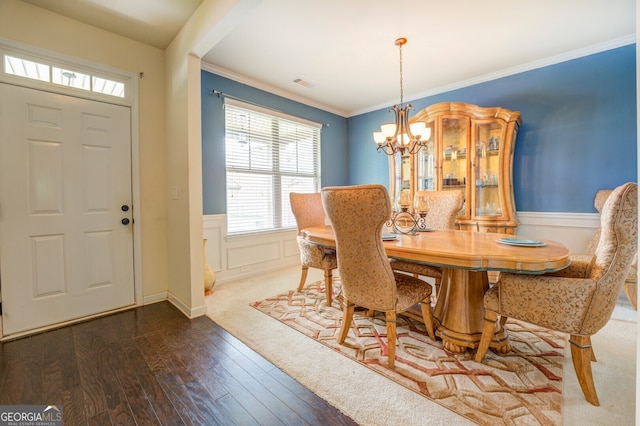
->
xmin=373 ymin=38 xmax=431 ymax=156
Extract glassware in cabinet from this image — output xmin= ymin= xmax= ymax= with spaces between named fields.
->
xmin=474 ymin=121 xmax=504 ymax=218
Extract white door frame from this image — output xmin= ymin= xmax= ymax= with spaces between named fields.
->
xmin=0 ymin=38 xmax=143 ymax=335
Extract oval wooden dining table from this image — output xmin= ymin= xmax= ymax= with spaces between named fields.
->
xmin=302 ymin=225 xmax=571 ymax=354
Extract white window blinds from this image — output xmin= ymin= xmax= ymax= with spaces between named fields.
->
xmin=224 ymin=98 xmax=321 ymax=235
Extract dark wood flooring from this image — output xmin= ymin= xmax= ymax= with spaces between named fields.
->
xmin=0 ymin=302 xmax=357 ymax=425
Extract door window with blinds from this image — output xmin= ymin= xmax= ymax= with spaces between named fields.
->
xmin=225 ymin=99 xmax=321 ymax=235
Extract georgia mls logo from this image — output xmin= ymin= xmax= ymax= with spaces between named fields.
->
xmin=43 ymin=405 xmax=62 ymax=417
xmin=0 ymin=404 xmax=63 ymax=425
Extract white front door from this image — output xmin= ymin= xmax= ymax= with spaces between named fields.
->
xmin=0 ymin=83 xmax=135 ymax=336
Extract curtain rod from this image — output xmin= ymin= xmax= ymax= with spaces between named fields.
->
xmin=211 ymin=89 xmax=329 ymax=127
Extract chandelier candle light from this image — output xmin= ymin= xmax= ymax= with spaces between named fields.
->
xmin=373 ymin=38 xmax=431 ymax=156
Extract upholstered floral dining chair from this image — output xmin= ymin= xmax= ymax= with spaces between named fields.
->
xmin=322 ymin=184 xmax=435 ymax=369
xmin=474 ymin=182 xmax=638 ymax=406
xmin=588 ymin=189 xmax=637 ymax=310
xmin=290 ymin=192 xmax=338 ymax=306
xmin=389 ymin=190 xmax=464 ymax=296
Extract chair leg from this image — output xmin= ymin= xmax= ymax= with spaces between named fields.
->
xmin=297 ymin=266 xmax=309 ymax=292
xmin=324 ymin=269 xmax=333 ymax=306
xmin=385 ymin=311 xmax=397 ymax=369
xmin=434 ymin=277 xmax=441 ymax=297
xmin=337 ymin=302 xmax=355 ymax=344
xmin=474 ymin=310 xmax=498 ymax=362
xmin=570 ymin=335 xmax=600 ymax=406
xmin=420 ymin=300 xmax=436 ymax=340
xmin=589 ymin=336 xmax=597 ymax=362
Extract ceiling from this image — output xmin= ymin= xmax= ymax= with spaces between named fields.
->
xmin=21 ymin=0 xmax=636 ymax=117
xmin=20 ymin=0 xmax=204 ymax=50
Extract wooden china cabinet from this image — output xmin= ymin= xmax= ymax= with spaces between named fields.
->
xmin=389 ymin=102 xmax=522 ymax=234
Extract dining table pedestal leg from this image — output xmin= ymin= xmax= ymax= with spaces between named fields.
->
xmin=433 ymin=268 xmax=511 ymax=354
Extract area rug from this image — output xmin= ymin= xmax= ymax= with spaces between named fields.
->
xmin=251 ymin=280 xmax=566 ymax=426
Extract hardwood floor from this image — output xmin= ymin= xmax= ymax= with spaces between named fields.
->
xmin=0 ymin=302 xmax=357 ymax=425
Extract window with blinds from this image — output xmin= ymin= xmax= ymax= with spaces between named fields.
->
xmin=224 ymin=99 xmax=321 ymax=235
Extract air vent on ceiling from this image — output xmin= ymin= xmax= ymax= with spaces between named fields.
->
xmin=293 ymin=78 xmax=315 ymax=88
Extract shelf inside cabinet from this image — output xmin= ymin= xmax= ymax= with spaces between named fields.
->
xmin=444 ymin=153 xmax=466 ymax=160
xmin=444 ymin=149 xmax=499 ymax=161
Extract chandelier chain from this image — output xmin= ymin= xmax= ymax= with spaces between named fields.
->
xmin=399 ymin=40 xmax=404 ymax=108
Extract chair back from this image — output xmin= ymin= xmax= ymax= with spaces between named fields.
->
xmin=585 ymin=182 xmax=637 ymax=333
xmin=587 ymin=189 xmax=614 ymax=254
xmin=322 ymin=184 xmax=397 ymax=311
xmin=290 ymin=193 xmax=325 ymax=235
xmin=418 ymin=190 xmax=464 ymax=229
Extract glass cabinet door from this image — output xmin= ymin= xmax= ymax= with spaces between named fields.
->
xmin=474 ymin=121 xmax=504 ymax=217
xmin=415 ymin=120 xmax=436 ymax=192
xmin=389 ymin=150 xmax=412 ymax=211
xmin=441 ymin=117 xmax=469 ymax=191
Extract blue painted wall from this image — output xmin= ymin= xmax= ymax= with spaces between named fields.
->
xmin=201 ymin=72 xmax=349 ymax=214
xmin=349 ymin=44 xmax=637 ymax=213
xmin=202 ymin=45 xmax=635 ymax=214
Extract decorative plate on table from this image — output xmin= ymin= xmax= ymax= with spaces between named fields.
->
xmin=497 ymin=237 xmax=546 ymax=247
xmin=382 ymin=234 xmax=398 ymax=241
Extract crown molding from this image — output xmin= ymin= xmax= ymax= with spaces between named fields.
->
xmin=200 ymin=61 xmax=349 ymax=117
xmin=202 ymin=34 xmax=635 ymax=118
xmin=352 ymin=35 xmax=636 ymax=117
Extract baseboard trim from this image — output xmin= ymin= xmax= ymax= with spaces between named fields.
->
xmin=144 ymin=291 xmax=168 ymax=305
xmin=167 ymin=292 xmax=207 ymax=318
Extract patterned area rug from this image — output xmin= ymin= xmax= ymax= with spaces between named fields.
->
xmin=252 ymin=280 xmax=566 ymax=426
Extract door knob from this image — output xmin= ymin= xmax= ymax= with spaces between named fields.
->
xmin=121 ymin=218 xmax=130 ymax=225
xmin=121 ymin=205 xmax=129 ymax=212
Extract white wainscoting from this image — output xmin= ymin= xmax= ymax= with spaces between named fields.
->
xmin=515 ymin=211 xmax=599 ymax=253
xmin=204 ymin=211 xmax=600 ymax=285
xmin=203 ymin=214 xmax=300 ymax=285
